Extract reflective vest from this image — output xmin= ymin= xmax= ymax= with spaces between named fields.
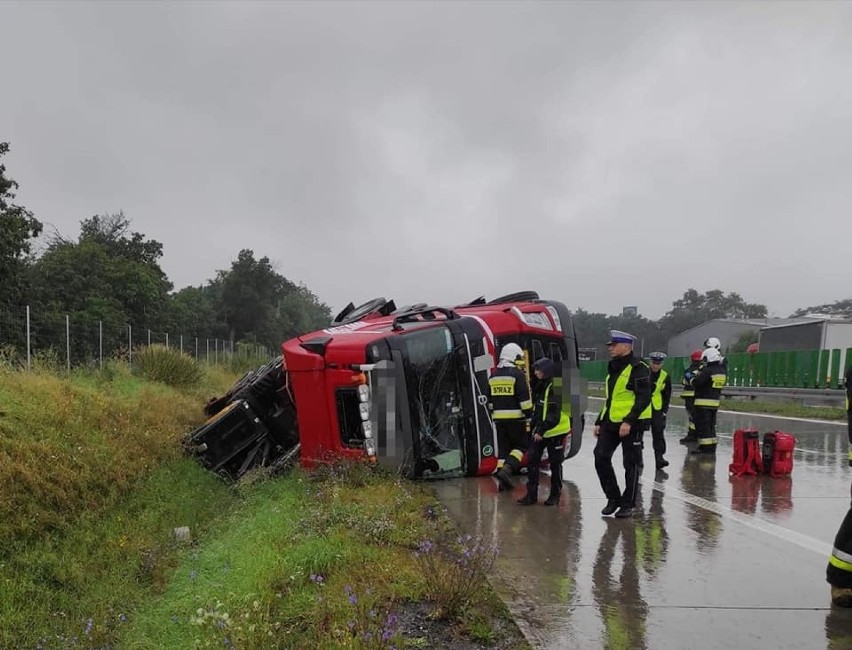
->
xmin=542 ymin=378 xmax=571 ymax=438
xmin=602 ymin=363 xmax=652 ymax=422
xmin=651 ymin=369 xmax=669 ymax=411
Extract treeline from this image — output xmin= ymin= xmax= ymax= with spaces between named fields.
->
xmin=0 ymin=142 xmax=331 ymax=355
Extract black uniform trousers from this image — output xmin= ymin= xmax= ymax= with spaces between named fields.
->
xmin=693 ymin=407 xmax=718 ymax=447
xmin=683 ymin=396 xmax=696 ymax=435
xmin=496 ymin=420 xmax=528 ymax=473
xmin=525 ymin=434 xmax=567 ymax=498
xmin=827 ymin=410 xmax=852 ymax=589
xmin=650 ymin=410 xmax=667 ymax=456
xmin=594 ymin=421 xmax=644 ymax=508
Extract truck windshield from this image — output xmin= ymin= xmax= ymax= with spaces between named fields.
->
xmin=400 ymin=326 xmax=464 ymax=477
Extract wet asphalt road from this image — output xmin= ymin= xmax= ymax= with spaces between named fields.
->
xmin=432 ymin=402 xmax=852 ymax=649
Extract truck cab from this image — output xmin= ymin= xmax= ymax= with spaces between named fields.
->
xmin=282 ymin=291 xmax=587 ymax=479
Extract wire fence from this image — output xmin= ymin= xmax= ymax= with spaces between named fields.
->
xmin=0 ymin=305 xmax=275 ymax=372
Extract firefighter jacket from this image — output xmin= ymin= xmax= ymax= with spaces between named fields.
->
xmin=488 ymin=366 xmax=533 ymax=421
xmin=595 ymin=352 xmax=652 ymax=426
xmin=530 ymin=377 xmax=571 ymax=438
xmin=681 ymin=361 xmax=701 ymax=398
xmin=690 ymin=361 xmax=726 ymax=409
xmin=650 ymin=369 xmax=671 ymax=413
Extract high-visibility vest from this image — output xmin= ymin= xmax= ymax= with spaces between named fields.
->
xmin=602 ymin=363 xmax=651 ymax=422
xmin=542 ymin=378 xmax=571 ymax=438
xmin=651 ymin=369 xmax=669 ymax=411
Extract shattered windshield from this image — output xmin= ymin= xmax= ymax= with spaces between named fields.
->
xmin=401 ymin=326 xmax=464 ymax=477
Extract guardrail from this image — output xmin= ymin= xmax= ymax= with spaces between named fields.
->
xmin=587 ymin=381 xmax=847 ymax=406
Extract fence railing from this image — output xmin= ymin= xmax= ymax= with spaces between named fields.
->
xmin=0 ymin=305 xmax=275 ymax=371
xmin=580 ymin=348 xmax=852 ymax=390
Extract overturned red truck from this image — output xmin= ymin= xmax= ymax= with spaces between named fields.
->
xmin=187 ymin=291 xmax=587 ymax=481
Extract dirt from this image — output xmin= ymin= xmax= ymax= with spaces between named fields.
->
xmin=393 ymin=601 xmax=530 ymax=649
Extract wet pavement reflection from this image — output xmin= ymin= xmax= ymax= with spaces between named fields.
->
xmin=432 ymin=403 xmax=852 ymax=649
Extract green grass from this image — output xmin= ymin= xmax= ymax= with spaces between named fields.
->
xmin=0 ymin=368 xmax=528 ymax=649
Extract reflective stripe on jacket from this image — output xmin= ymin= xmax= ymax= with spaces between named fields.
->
xmin=488 ymin=366 xmax=533 ymax=420
xmin=691 ymin=362 xmax=726 ymax=409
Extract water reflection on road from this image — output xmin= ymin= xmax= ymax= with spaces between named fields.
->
xmin=432 ymin=405 xmax=852 ymax=649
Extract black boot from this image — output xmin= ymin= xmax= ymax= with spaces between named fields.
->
xmin=517 ymin=491 xmax=537 ymax=505
xmin=543 ymin=493 xmax=560 ymax=506
xmin=655 ymin=453 xmax=669 ymax=470
xmin=601 ymin=499 xmax=619 ymax=516
xmin=679 ymin=434 xmax=697 ymax=445
xmin=495 ymin=466 xmax=514 ymax=491
xmin=691 ymin=444 xmax=717 ymax=455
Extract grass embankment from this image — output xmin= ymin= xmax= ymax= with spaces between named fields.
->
xmin=587 ymin=387 xmax=846 ymax=421
xmin=0 ymin=362 xmax=525 ymax=649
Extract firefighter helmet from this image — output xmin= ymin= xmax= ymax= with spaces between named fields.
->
xmin=704 ymin=337 xmax=721 ymax=350
xmin=702 ymin=348 xmax=722 ymax=363
xmin=498 ymin=343 xmax=524 ymax=364
xmin=691 ymin=349 xmax=703 ymax=362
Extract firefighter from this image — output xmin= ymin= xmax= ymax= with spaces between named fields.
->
xmin=517 ymin=357 xmax=571 ymax=506
xmin=488 ymin=342 xmax=533 ymax=491
xmin=689 ymin=347 xmax=726 ymax=455
xmin=826 ymin=362 xmax=852 ymax=606
xmin=594 ymin=330 xmax=652 ymax=519
xmin=679 ymin=349 xmax=703 ymax=445
xmin=647 ymin=351 xmax=671 ymax=470
xmin=705 ymin=336 xmax=728 ymax=371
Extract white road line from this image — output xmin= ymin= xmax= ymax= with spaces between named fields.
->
xmin=587 ymin=396 xmax=846 ymax=426
xmin=641 ymin=477 xmax=833 ymax=558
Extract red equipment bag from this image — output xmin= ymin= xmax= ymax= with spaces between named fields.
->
xmin=762 ymin=431 xmax=795 ymax=477
xmin=729 ymin=429 xmax=763 ymax=476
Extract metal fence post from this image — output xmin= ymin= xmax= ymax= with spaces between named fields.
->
xmin=195 ymin=337 xmax=198 ymax=360
xmin=215 ymin=339 xmax=218 ymax=364
xmin=26 ymin=305 xmax=31 ymax=371
xmin=65 ymin=314 xmax=70 ymax=374
xmin=165 ymin=332 xmax=169 ymax=348
xmin=128 ymin=324 xmax=133 ymax=368
xmin=99 ymin=320 xmax=103 ymax=370
xmin=179 ymin=335 xmax=183 ymax=354
xmin=147 ymin=329 xmax=151 ymax=346
xmin=206 ymin=338 xmax=209 ymax=364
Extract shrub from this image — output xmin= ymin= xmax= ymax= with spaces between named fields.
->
xmin=132 ymin=344 xmax=203 ymax=388
xmin=414 ymin=533 xmax=498 ymax=620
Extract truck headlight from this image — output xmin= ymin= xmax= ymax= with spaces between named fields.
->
xmin=359 ymin=402 xmax=370 ymax=421
xmin=362 ymin=420 xmax=373 ymax=439
xmin=364 ymin=438 xmax=376 ymax=456
xmin=357 ymin=384 xmax=370 ymax=402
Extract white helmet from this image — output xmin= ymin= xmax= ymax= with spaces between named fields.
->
xmin=702 ymin=348 xmax=722 ymax=363
xmin=704 ymin=337 xmax=721 ymax=350
xmin=498 ymin=343 xmax=524 ymax=364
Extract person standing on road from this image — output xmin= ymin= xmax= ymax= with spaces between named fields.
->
xmin=489 ymin=343 xmax=534 ymax=492
xmin=594 ymin=330 xmax=652 ymax=519
xmin=826 ymin=362 xmax=852 ymax=606
xmin=679 ymin=350 xmax=703 ymax=445
xmin=647 ymin=352 xmax=672 ymax=470
xmin=689 ymin=347 xmax=726 ymax=455
xmin=517 ymin=358 xmax=571 ymax=506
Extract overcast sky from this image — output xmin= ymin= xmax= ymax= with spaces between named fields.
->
xmin=2 ymin=1 xmax=851 ymax=319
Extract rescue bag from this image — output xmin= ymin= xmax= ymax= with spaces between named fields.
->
xmin=729 ymin=428 xmax=763 ymax=476
xmin=762 ymin=431 xmax=795 ymax=477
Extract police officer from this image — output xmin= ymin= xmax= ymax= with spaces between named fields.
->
xmin=826 ymin=362 xmax=852 ymax=606
xmin=679 ymin=350 xmax=703 ymax=445
xmin=647 ymin=352 xmax=671 ymax=470
xmin=517 ymin=358 xmax=571 ymax=506
xmin=489 ymin=342 xmax=533 ymax=491
xmin=690 ymin=347 xmax=726 ymax=455
xmin=594 ymin=330 xmax=652 ymax=518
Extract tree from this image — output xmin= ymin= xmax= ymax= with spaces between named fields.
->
xmin=0 ymin=142 xmax=43 ymax=305
xmin=791 ymin=299 xmax=852 ymax=318
xmin=659 ymin=289 xmax=767 ymax=339
xmin=29 ymin=214 xmax=173 ymax=346
xmin=214 ymin=249 xmax=332 ymax=348
xmin=728 ymin=330 xmax=759 ymax=353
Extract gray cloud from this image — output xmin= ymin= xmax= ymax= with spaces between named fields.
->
xmin=3 ymin=1 xmax=851 ymax=319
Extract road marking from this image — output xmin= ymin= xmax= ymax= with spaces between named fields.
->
xmin=587 ymin=396 xmax=846 ymax=426
xmin=641 ymin=477 xmax=832 ymax=558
